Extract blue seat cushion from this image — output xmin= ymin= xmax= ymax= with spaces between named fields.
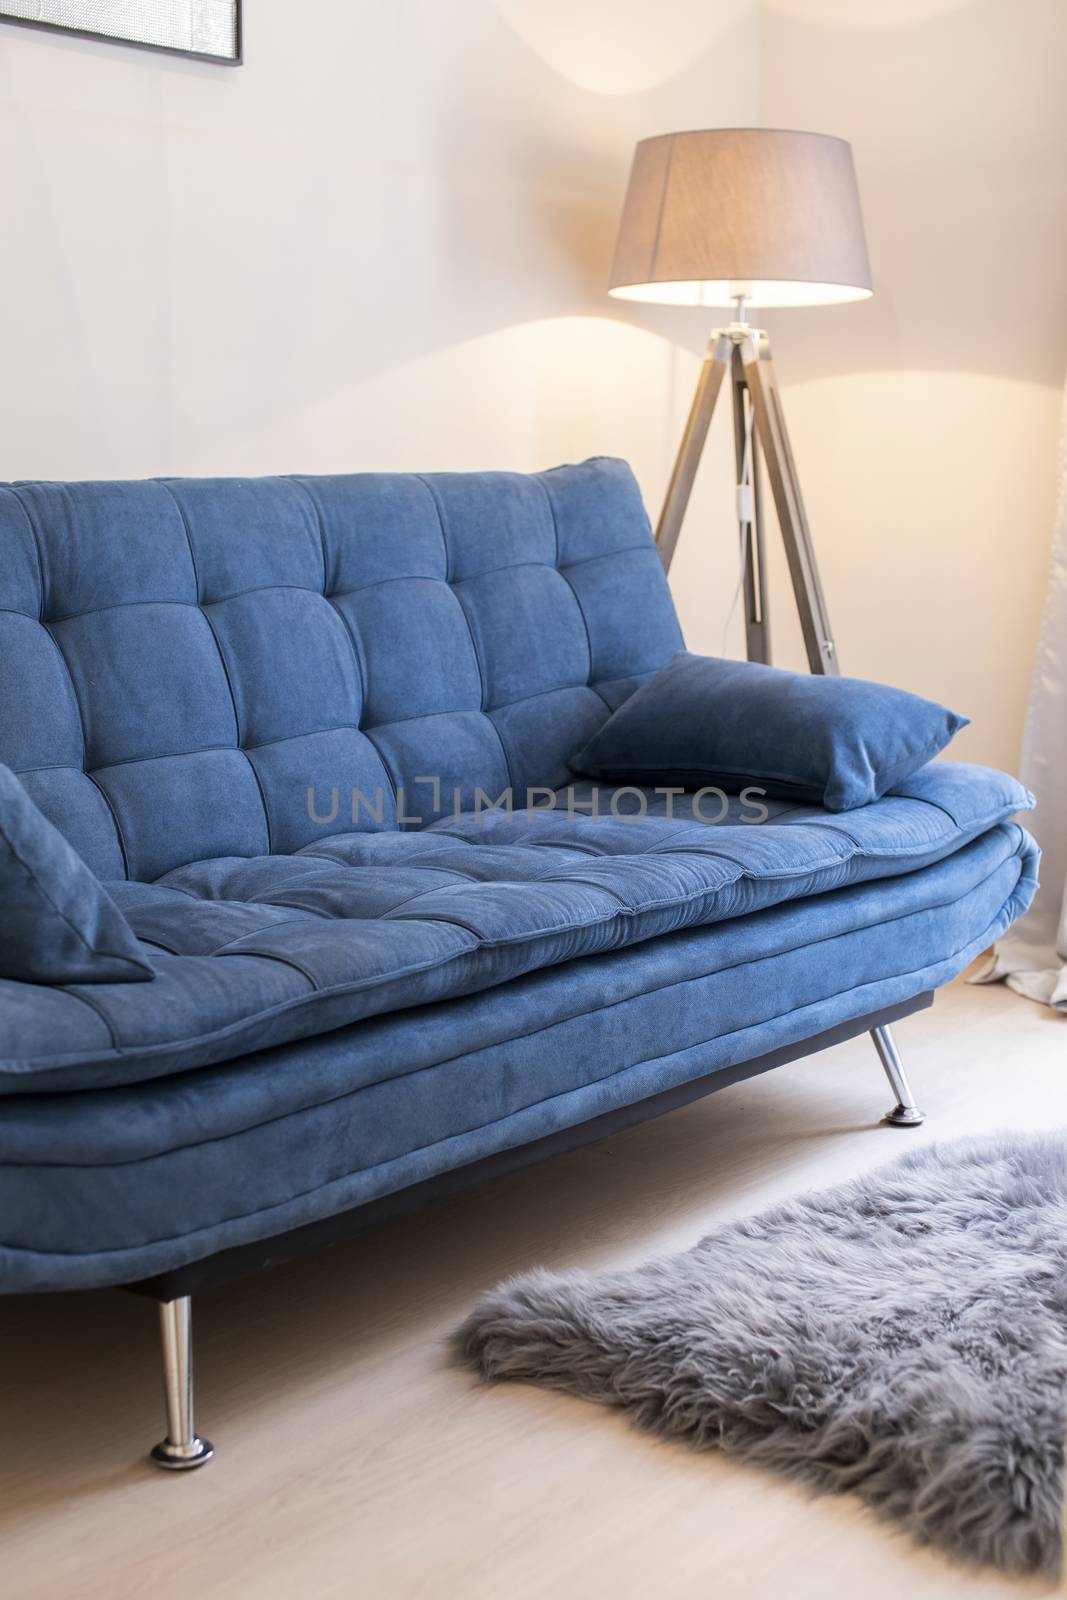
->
xmin=0 ymin=763 xmax=153 ymax=986
xmin=0 ymin=811 xmax=1037 ymax=1291
xmin=572 ymin=651 xmax=970 ymax=812
xmin=0 ymin=761 xmax=1035 ymax=1093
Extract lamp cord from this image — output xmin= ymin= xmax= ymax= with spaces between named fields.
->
xmin=720 ymin=397 xmax=754 ymax=656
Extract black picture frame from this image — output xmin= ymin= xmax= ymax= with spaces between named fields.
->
xmin=0 ymin=1 xmax=242 ymax=65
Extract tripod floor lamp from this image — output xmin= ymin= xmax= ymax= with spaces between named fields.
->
xmin=609 ymin=128 xmax=873 ymax=677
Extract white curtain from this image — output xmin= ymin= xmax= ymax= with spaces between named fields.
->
xmin=973 ymin=382 xmax=1067 ymax=1012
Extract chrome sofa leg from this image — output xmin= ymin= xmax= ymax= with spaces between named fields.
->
xmin=149 ymin=1296 xmax=214 ymax=1470
xmin=871 ymin=1024 xmax=926 ymax=1127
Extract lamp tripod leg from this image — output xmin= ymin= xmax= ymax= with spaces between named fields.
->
xmin=655 ymin=324 xmax=834 ymax=679
xmin=655 ymin=333 xmax=733 ymax=571
xmin=731 ymin=344 xmax=770 ymax=664
xmin=739 ymin=333 xmax=838 ymax=676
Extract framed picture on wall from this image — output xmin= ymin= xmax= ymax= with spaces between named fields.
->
xmin=0 ymin=1 xmax=241 ymax=64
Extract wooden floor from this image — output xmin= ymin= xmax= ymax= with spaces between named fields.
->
xmin=2 ymin=972 xmax=1065 ymax=1600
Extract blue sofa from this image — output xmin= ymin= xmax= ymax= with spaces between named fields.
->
xmin=0 ymin=458 xmax=1037 ymax=1468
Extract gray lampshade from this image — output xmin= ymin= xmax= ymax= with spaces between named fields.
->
xmin=610 ymin=128 xmax=872 ymax=309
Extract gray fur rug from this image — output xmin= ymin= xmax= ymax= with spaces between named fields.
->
xmin=456 ymin=1132 xmax=1067 ymax=1576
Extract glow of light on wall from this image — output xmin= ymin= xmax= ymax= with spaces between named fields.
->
xmin=490 ymin=0 xmax=754 ymax=95
xmin=763 ymin=0 xmax=974 ymax=24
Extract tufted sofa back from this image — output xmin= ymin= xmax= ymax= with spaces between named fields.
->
xmin=0 ymin=457 xmax=683 ymax=881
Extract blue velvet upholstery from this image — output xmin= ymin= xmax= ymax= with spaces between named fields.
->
xmin=573 ymin=651 xmax=970 ymax=811
xmin=0 ymin=759 xmax=1032 ymax=1092
xmin=0 ymin=459 xmax=680 ymax=876
xmin=0 ymin=459 xmax=1039 ymax=1292
xmin=0 ymin=764 xmax=152 ymax=985
xmin=0 ymin=820 xmax=1036 ymax=1290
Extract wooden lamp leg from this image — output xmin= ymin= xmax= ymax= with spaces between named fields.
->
xmin=654 ymin=332 xmax=732 ymax=572
xmin=654 ymin=323 xmax=838 ymax=677
xmin=740 ymin=332 xmax=839 ymax=676
xmin=731 ymin=343 xmax=771 ymax=665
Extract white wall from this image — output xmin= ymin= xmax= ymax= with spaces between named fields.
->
xmin=0 ymin=0 xmax=759 ymax=652
xmin=1 ymin=0 xmax=1063 ymax=770
xmin=756 ymin=0 xmax=1067 ymax=770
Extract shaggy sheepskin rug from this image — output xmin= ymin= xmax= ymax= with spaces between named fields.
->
xmin=456 ymin=1132 xmax=1067 ymax=1576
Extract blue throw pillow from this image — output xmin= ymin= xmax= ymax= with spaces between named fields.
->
xmin=572 ymin=652 xmax=969 ymax=812
xmin=0 ymin=764 xmax=154 ymax=984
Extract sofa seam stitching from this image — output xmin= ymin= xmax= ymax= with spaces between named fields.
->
xmin=416 ymin=475 xmax=516 ymax=796
xmin=0 ymin=552 xmax=658 ymax=628
xmin=157 ymin=480 xmax=274 ymax=857
xmin=288 ymin=478 xmax=372 ymax=746
xmin=0 ymin=816 xmax=1025 ymax=1078
xmin=54 ymin=982 xmax=121 ymax=1051
xmin=2 ymin=488 xmax=48 ymax=618
xmin=287 ymin=476 xmax=331 ymax=596
xmin=290 ymin=477 xmax=369 ymax=703
xmin=214 ymin=946 xmax=321 ymax=988
xmin=36 ymin=617 xmax=133 ymax=879
xmin=358 ymin=727 xmax=402 ymax=816
xmin=4 ymin=490 xmax=102 ymax=790
xmin=538 ymin=478 xmax=611 ymax=715
xmin=412 ymin=475 xmax=454 ymax=583
xmin=5 ymin=869 xmax=1023 ymax=1176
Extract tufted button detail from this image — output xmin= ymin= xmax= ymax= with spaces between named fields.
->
xmin=0 ymin=461 xmax=684 ymax=880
